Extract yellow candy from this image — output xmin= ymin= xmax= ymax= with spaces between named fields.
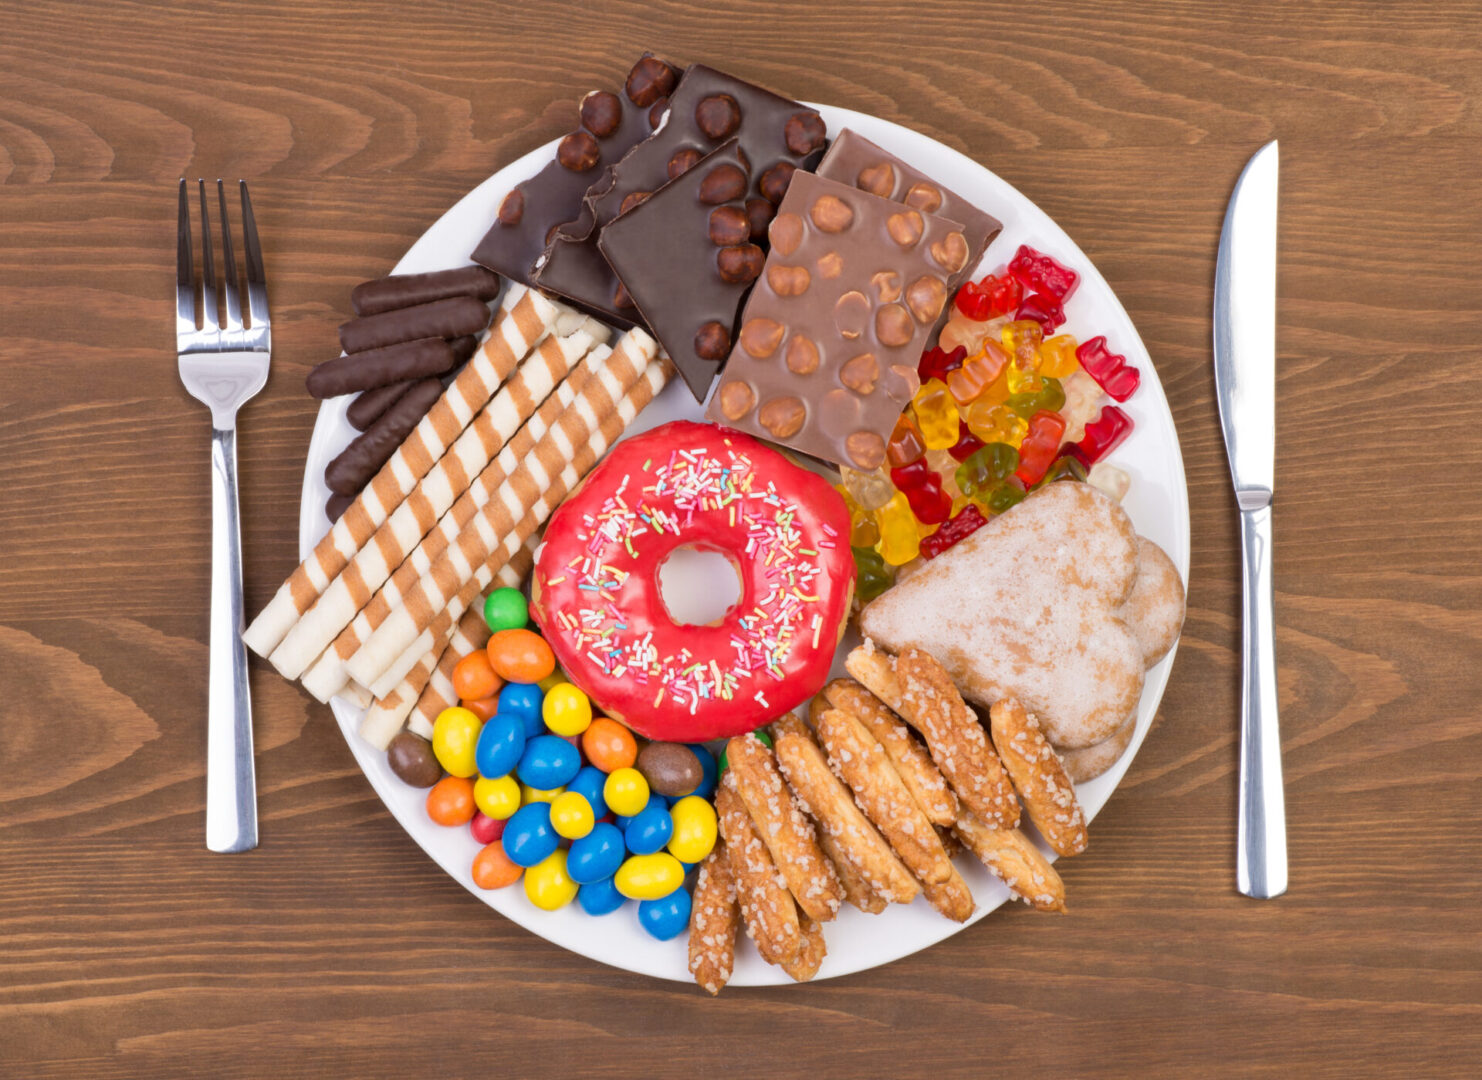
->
xmin=1006 ymin=359 xmax=1045 ymax=395
xmin=548 ymin=790 xmax=595 ymax=839
xmin=837 ymin=484 xmax=880 ymax=547
xmin=542 ymin=682 xmax=592 ymax=736
xmin=474 ymin=774 xmax=521 ymax=820
xmin=520 ymin=783 xmax=563 ymax=805
xmin=1039 ymin=334 xmax=1080 ymax=377
xmin=523 ymin=850 xmax=579 ymax=911
xmin=965 ymin=403 xmax=1028 ymax=449
xmin=431 ymin=706 xmax=482 ymax=778
xmin=666 ymin=795 xmax=718 ymax=864
xmin=875 ymin=491 xmax=920 ymax=566
xmin=537 ymin=668 xmax=566 ymax=693
xmin=614 ymin=852 xmax=685 ymax=900
xmin=603 ymin=767 xmax=650 ymax=817
xmin=1001 ymin=319 xmax=1043 ymax=369
xmin=910 ymin=379 xmax=960 ymax=451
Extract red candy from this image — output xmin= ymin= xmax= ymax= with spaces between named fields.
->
xmin=918 ymin=344 xmax=966 ymax=383
xmin=1075 ymin=336 xmax=1141 ymax=402
xmin=889 ymin=460 xmax=953 ymax=524
xmin=1009 ymin=244 xmax=1080 ymax=302
xmin=470 ymin=810 xmax=506 ymax=845
xmin=1075 ymin=405 xmax=1133 ymax=464
xmin=953 ymin=280 xmax=994 ymax=321
xmin=920 ymin=503 xmax=988 ymax=559
xmin=979 ymin=272 xmax=1022 ymax=318
xmin=1014 ymin=410 xmax=1068 ymax=487
xmin=1015 ymin=292 xmax=1066 ymax=334
xmin=947 ymin=420 xmax=985 ymax=462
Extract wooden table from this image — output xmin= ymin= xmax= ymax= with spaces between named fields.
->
xmin=3 ymin=2 xmax=1479 ymax=1076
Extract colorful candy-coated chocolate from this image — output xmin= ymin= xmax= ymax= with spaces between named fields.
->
xmin=473 ymin=774 xmax=522 ymax=820
xmin=566 ymin=766 xmax=610 ymax=816
xmin=461 ymin=694 xmax=499 ymax=722
xmin=482 ymin=586 xmax=529 ymax=633
xmin=875 ymin=491 xmax=921 ymax=566
xmin=470 ymin=810 xmax=506 ymax=845
xmin=471 ymin=840 xmax=523 ymax=890
xmin=685 ymin=744 xmax=718 ymax=799
xmin=603 ymin=767 xmax=650 ymax=818
xmin=1006 ymin=376 xmax=1065 ymax=419
xmin=537 ymin=669 xmax=566 ymax=693
xmin=548 ymin=790 xmax=596 ymax=840
xmin=425 ymin=775 xmax=476 ymax=826
xmin=1014 ymin=410 xmax=1068 ymax=487
xmin=955 ymin=442 xmax=1021 ymax=500
xmin=1038 ymin=334 xmax=1080 ymax=378
xmin=614 ymin=852 xmax=685 ymax=900
xmin=666 ymin=795 xmax=719 ymax=864
xmin=979 ymin=272 xmax=1023 ymax=318
xmin=474 ymin=712 xmax=525 ymax=780
xmin=386 ymin=732 xmax=442 ymax=788
xmin=1075 ymin=404 xmax=1134 ymax=463
xmin=623 ymin=803 xmax=675 ymax=855
xmin=839 ymin=465 xmax=894 ymax=512
xmin=911 ymin=379 xmax=960 ymax=451
xmin=520 ymin=783 xmax=563 ymax=805
xmin=1015 ymin=292 xmax=1066 ymax=333
xmin=886 ymin=413 xmax=927 ymax=468
xmin=1009 ymin=244 xmax=1080 ymax=302
xmin=852 ymin=546 xmax=894 ymax=602
xmin=580 ymin=717 xmax=638 ymax=773
xmin=431 ymin=706 xmax=482 ymax=778
xmin=577 ymin=874 xmax=625 ymax=916
xmin=964 ymin=401 xmax=1028 ymax=448
xmin=487 ymin=628 xmax=556 ymax=684
xmin=497 ymin=682 xmax=543 ymax=723
xmin=567 ymin=822 xmax=626 ymax=885
xmin=517 ymin=734 xmax=581 ymax=790
xmin=542 ymin=682 xmax=592 ymax=737
xmin=1075 ymin=336 xmax=1141 ymax=402
xmin=917 ymin=344 xmax=967 ymax=384
xmin=503 ymin=802 xmax=558 ymax=868
xmin=638 ymin=888 xmax=693 ymax=941
xmin=451 ymin=650 xmax=501 ymax=702
xmin=523 ymin=849 xmax=579 ymax=911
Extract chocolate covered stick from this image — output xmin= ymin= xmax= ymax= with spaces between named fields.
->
xmin=404 ymin=360 xmax=671 ymax=733
xmin=308 ymin=338 xmax=457 ymax=399
xmin=242 ymin=284 xmax=558 ymax=659
xmin=339 ymin=295 xmax=492 ymax=355
xmin=324 ymin=378 xmax=444 ymax=496
xmin=269 ymin=326 xmax=603 ymax=681
xmin=299 ymin=332 xmax=659 ymax=702
xmin=351 ymin=266 xmax=501 ymax=317
xmin=347 ymin=381 xmax=413 ymax=432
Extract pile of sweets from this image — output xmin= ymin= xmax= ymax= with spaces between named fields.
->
xmin=843 ymin=245 xmax=1142 ymax=601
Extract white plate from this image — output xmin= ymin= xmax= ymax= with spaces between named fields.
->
xmin=298 ymin=104 xmax=1191 ymax=986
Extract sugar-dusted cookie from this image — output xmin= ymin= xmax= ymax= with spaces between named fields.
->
xmin=858 ymin=482 xmax=1143 ymax=749
xmin=1119 ymin=536 xmax=1186 ymax=667
xmin=1056 ymin=714 xmax=1137 ymax=783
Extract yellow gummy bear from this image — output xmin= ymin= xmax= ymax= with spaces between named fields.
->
xmin=964 ymin=402 xmax=1028 ymax=449
xmin=875 ymin=492 xmax=920 ymax=566
xmin=911 ymin=379 xmax=961 ymax=451
xmin=1039 ymin=334 xmax=1081 ymax=378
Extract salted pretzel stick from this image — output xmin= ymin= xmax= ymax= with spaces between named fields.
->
xmin=953 ymin=808 xmax=1067 ymax=913
xmin=770 ymin=712 xmax=919 ymax=906
xmin=724 ymin=735 xmax=843 ymax=924
xmin=847 ymin=644 xmax=1020 ymax=830
xmin=346 ymin=329 xmax=659 ymax=691
xmin=716 ymin=775 xmax=801 ymax=966
xmin=919 ymin=865 xmax=976 ymax=923
xmin=819 ymin=833 xmax=886 ymax=914
xmin=688 ymin=841 xmax=740 ymax=996
xmin=823 ymin=679 xmax=956 ymax=827
xmin=243 ymin=285 xmax=557 ymax=656
xmin=811 ymin=707 xmax=953 ymax=886
xmin=989 ymin=699 xmax=1088 ymax=857
xmin=777 ymin=909 xmax=827 ymax=983
xmin=270 ymin=324 xmax=602 ymax=679
xmin=404 ymin=360 xmax=671 ymax=734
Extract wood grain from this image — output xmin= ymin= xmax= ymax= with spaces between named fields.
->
xmin=3 ymin=1 xmax=1481 ymax=1076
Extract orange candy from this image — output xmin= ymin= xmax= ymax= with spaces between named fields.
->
xmin=461 ymin=695 xmax=499 ymax=721
xmin=471 ymin=840 xmax=523 ymax=889
xmin=581 ymin=717 xmax=639 ymax=773
xmin=452 ymin=649 xmax=501 ymax=701
xmin=487 ymin=629 xmax=556 ymax=684
xmin=426 ymin=775 xmax=476 ymax=826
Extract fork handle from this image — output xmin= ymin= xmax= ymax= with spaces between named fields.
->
xmin=207 ymin=424 xmax=259 ymax=853
xmin=1236 ymin=502 xmax=1286 ymax=898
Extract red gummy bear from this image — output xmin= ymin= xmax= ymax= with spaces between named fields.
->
xmin=1008 ymin=244 xmax=1080 ymax=302
xmin=1074 ymin=405 xmax=1133 ymax=464
xmin=1014 ymin=292 xmax=1066 ymax=334
xmin=953 ymin=280 xmax=994 ymax=321
xmin=980 ymin=273 xmax=1023 ymax=318
xmin=947 ymin=420 xmax=985 ymax=462
xmin=1013 ymin=410 xmax=1068 ymax=487
xmin=920 ymin=503 xmax=988 ymax=559
xmin=1075 ymin=336 xmax=1141 ymax=402
xmin=889 ymin=460 xmax=953 ymax=525
xmin=918 ymin=344 xmax=967 ymax=383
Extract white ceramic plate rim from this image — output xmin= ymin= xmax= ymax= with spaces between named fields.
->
xmin=297 ymin=103 xmax=1191 ymax=986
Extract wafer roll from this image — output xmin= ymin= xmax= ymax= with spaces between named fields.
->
xmin=242 ymin=285 xmax=558 ymax=658
xmin=351 ymin=265 xmax=501 ymax=317
xmin=268 ymin=326 xmax=600 ymax=680
xmin=345 ymin=329 xmax=660 ymax=691
xmin=324 ymin=378 xmax=445 ymax=496
xmin=405 ymin=358 xmax=671 ymax=732
xmin=339 ymin=295 xmax=491 ymax=354
xmin=347 ymin=380 xmax=414 ymax=431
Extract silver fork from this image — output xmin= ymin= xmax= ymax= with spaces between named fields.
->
xmin=177 ymin=178 xmax=270 ymax=853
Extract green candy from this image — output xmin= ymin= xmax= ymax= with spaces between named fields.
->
xmin=482 ymin=587 xmax=529 ymax=633
xmin=851 ymin=545 xmax=894 ymax=603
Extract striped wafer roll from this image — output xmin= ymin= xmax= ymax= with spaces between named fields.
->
xmin=358 ymin=542 xmax=535 ymax=750
xmin=266 ymin=323 xmax=603 ymax=679
xmin=402 ymin=358 xmax=673 ymax=727
xmin=243 ymin=284 xmax=558 ymax=657
xmin=347 ymin=331 xmax=661 ymax=691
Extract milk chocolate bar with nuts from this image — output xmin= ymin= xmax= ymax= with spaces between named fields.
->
xmin=706 ymin=170 xmax=968 ymax=471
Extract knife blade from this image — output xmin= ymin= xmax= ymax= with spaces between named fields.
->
xmin=1214 ymin=140 xmax=1287 ymax=899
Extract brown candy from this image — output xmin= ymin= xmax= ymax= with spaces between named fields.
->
xmin=699 ymin=163 xmax=748 ymax=204
xmin=581 ymin=90 xmax=623 ymax=137
xmin=784 ymin=110 xmax=827 ymax=156
xmin=758 ymin=396 xmax=807 ymax=438
xmin=387 ymin=732 xmax=443 ymax=788
xmin=717 ymin=379 xmax=756 ymax=420
xmin=695 ymin=321 xmax=732 ymax=360
xmin=759 ymin=161 xmax=797 ymax=204
xmin=637 ymin=742 xmax=704 ymax=797
xmin=708 ymin=205 xmax=751 ymax=246
xmin=695 ymin=93 xmax=742 ymax=141
xmin=717 ymin=244 xmax=764 ymax=284
xmin=627 ymin=55 xmax=679 ymax=106
xmin=558 ymin=130 xmax=601 ymax=172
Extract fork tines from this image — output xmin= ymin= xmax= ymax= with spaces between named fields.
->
xmin=176 ymin=179 xmax=270 ymax=355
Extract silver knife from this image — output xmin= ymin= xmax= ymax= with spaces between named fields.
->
xmin=1214 ymin=141 xmax=1287 ymax=899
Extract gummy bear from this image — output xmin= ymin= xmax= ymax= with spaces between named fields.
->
xmin=911 ymin=379 xmax=961 ymax=451
xmin=1008 ymin=244 xmax=1080 ymax=302
xmin=947 ymin=420 xmax=985 ymax=462
xmin=1015 ymin=292 xmax=1066 ymax=334
xmin=1086 ymin=461 xmax=1131 ymax=501
xmin=886 ymin=413 xmax=927 ymax=468
xmin=875 ymin=492 xmax=921 ymax=566
xmin=1034 ymin=455 xmax=1088 ymax=489
xmin=1006 ymin=376 xmax=1065 ymax=419
xmin=979 ymin=273 xmax=1023 ymax=318
xmin=920 ymin=503 xmax=988 ymax=560
xmin=1074 ymin=404 xmax=1133 ymax=464
xmin=946 ymin=341 xmax=1009 ymax=405
xmin=1059 ymin=371 xmax=1106 ymax=444
xmin=1014 ymin=410 xmax=1068 ymax=487
xmin=937 ymin=314 xmax=994 ymax=357
xmin=953 ymin=279 xmax=994 ymax=321
xmin=889 ymin=459 xmax=953 ymax=525
xmin=1001 ymin=320 xmax=1043 ymax=369
xmin=1075 ymin=336 xmax=1141 ymax=402
xmin=852 ymin=546 xmax=894 ymax=603
xmin=985 ymin=476 xmax=1028 ymax=514
xmin=964 ymin=400 xmax=1028 ymax=448
xmin=918 ymin=345 xmax=967 ymax=384
xmin=1038 ymin=334 xmax=1080 ymax=378
xmin=840 ymin=465 xmax=895 ymax=512
xmin=956 ymin=442 xmax=1020 ymax=500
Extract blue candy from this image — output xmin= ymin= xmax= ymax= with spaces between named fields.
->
xmin=566 ymin=822 xmax=625 ymax=884
xmin=502 ymin=803 xmax=557 ymax=868
xmin=566 ymin=766 xmax=609 ymax=816
xmin=686 ymin=743 xmax=718 ymax=799
xmin=615 ymin=794 xmax=667 ymax=834
xmin=638 ymin=888 xmax=692 ymax=941
xmin=474 ymin=713 xmax=525 ymax=779
xmin=577 ymin=874 xmax=625 ymax=916
xmin=498 ymin=682 xmax=543 ymax=722
xmin=623 ymin=803 xmax=674 ymax=856
xmin=517 ymin=734 xmax=581 ymax=790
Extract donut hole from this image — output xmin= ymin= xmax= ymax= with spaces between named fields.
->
xmin=657 ymin=545 xmax=743 ymax=627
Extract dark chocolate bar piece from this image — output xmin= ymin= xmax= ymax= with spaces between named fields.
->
xmin=350 ymin=265 xmax=502 ymax=316
xmin=598 ymin=140 xmax=758 ymax=401
xmin=469 ymin=54 xmax=681 ymax=289
xmin=706 ymin=171 xmax=969 ymax=471
xmin=816 ymin=129 xmax=1001 ymax=343
xmin=337 ymin=295 xmax=491 ymax=355
xmin=534 ymin=63 xmax=827 ymax=324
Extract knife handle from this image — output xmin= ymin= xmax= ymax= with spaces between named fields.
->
xmin=1236 ymin=501 xmax=1287 ymax=898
